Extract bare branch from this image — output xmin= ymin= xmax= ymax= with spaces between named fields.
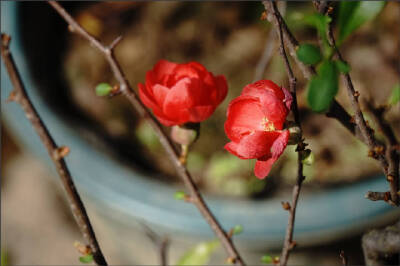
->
xmin=364 ymin=101 xmax=399 ymax=205
xmin=47 ymin=2 xmax=245 ymax=264
xmin=140 ymin=222 xmax=169 ymax=266
xmin=263 ymin=2 xmax=306 ymax=265
xmin=325 ymin=10 xmax=398 ymax=205
xmin=262 ymin=0 xmax=375 ymax=148
xmin=0 ymin=33 xmax=107 ymax=265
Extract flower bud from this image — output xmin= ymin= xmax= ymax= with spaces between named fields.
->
xmin=170 ymin=123 xmax=200 ymax=146
xmin=286 ymin=121 xmax=302 ymax=145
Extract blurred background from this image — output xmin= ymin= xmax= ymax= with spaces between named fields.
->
xmin=1 ymin=1 xmax=399 ymax=265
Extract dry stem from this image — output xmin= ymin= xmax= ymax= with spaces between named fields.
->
xmin=263 ymin=2 xmax=306 ymax=265
xmin=48 ymin=2 xmax=245 ymax=264
xmin=1 ymin=33 xmax=107 ymax=265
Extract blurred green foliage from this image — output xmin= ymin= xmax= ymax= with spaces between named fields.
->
xmin=177 ymin=240 xmax=220 ymax=266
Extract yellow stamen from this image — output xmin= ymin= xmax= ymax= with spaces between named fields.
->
xmin=262 ymin=117 xmax=276 ymax=131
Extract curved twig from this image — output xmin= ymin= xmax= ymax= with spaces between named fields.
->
xmin=47 ymin=2 xmax=245 ymax=264
xmin=1 ymin=33 xmax=107 ymax=265
xmin=263 ymin=2 xmax=306 ymax=265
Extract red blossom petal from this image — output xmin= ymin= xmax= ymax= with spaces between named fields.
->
xmin=282 ymin=87 xmax=293 ymax=111
xmin=270 ymin=130 xmax=290 ymax=158
xmin=254 ymin=158 xmax=277 ymax=179
xmin=162 ymin=78 xmax=195 ymax=123
xmin=153 ymin=60 xmax=178 ymax=81
xmin=242 ymin=80 xmax=285 ymax=101
xmin=259 ymin=91 xmax=288 ymax=130
xmin=224 ymin=95 xmax=265 ymax=142
xmin=138 ymin=83 xmax=158 ymax=110
xmin=224 ymin=131 xmax=281 ymax=159
xmin=152 ymin=84 xmax=169 ymax=106
xmin=188 ymin=105 xmax=215 ymax=122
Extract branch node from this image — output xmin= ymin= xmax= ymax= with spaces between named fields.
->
xmin=288 ymin=241 xmax=297 ymax=250
xmin=53 ymin=146 xmax=70 ymax=160
xmin=68 ymin=25 xmax=75 ymax=33
xmin=109 ymin=35 xmax=123 ymax=50
xmin=281 ymin=201 xmax=291 ymax=211
xmin=6 ymin=90 xmax=18 ymax=103
xmin=1 ymin=33 xmax=11 ymax=47
xmin=226 ymin=257 xmax=237 ymax=264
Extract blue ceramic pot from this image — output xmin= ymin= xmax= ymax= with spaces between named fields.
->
xmin=2 ymin=1 xmax=399 ymax=263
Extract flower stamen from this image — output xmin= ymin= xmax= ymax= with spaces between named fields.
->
xmin=262 ymin=117 xmax=276 ymax=131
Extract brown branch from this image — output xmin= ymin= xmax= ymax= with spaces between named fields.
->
xmin=47 ymin=2 xmax=245 ymax=265
xmin=262 ymin=1 xmax=374 ymax=148
xmin=140 ymin=222 xmax=169 ymax=266
xmin=264 ymin=2 xmax=306 ymax=266
xmin=0 ymin=33 xmax=107 ymax=265
xmin=324 ymin=12 xmax=398 ymax=205
xmin=365 ymin=191 xmax=392 ymax=202
xmin=364 ymin=101 xmax=399 ymax=205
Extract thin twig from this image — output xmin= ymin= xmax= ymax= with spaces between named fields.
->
xmin=339 ymin=250 xmax=348 ymax=266
xmin=48 ymin=2 xmax=245 ymax=264
xmin=0 ymin=33 xmax=107 ymax=265
xmin=140 ymin=222 xmax=169 ymax=266
xmin=262 ymin=1 xmax=372 ymax=147
xmin=364 ymin=101 xmax=399 ymax=205
xmin=325 ymin=12 xmax=398 ymax=205
xmin=264 ymin=2 xmax=306 ymax=266
xmin=365 ymin=191 xmax=391 ymax=202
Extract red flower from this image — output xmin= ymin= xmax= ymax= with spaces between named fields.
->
xmin=224 ymin=80 xmax=292 ymax=179
xmin=139 ymin=60 xmax=228 ymax=126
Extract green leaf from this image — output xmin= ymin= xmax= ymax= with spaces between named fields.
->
xmin=334 ymin=60 xmax=351 ymax=74
xmin=79 ymin=254 xmax=94 ymax=264
xmin=177 ymin=240 xmax=220 ymax=266
xmin=174 ymin=191 xmax=186 ymax=200
xmin=338 ymin=1 xmax=385 ymax=44
xmin=261 ymin=255 xmax=273 ymax=264
xmin=232 ymin=225 xmax=243 ymax=235
xmin=388 ymin=84 xmax=400 ymax=105
xmin=95 ymin=82 xmax=113 ymax=96
xmin=296 ymin=44 xmax=322 ymax=65
xmin=307 ymin=60 xmax=339 ymax=112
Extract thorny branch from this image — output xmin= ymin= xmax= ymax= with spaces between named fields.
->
xmin=263 ymin=1 xmax=306 ymax=266
xmin=263 ymin=1 xmax=399 ymax=206
xmin=48 ymin=1 xmax=245 ymax=265
xmin=324 ymin=8 xmax=399 ymax=206
xmin=364 ymin=101 xmax=399 ymax=205
xmin=0 ymin=33 xmax=108 ymax=265
xmin=262 ymin=1 xmax=369 ymax=147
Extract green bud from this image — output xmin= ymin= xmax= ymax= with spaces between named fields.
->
xmin=79 ymin=254 xmax=94 ymax=264
xmin=286 ymin=121 xmax=302 ymax=145
xmin=174 ymin=191 xmax=186 ymax=200
xmin=301 ymin=149 xmax=315 ymax=165
xmin=232 ymin=224 xmax=243 ymax=235
xmin=95 ymin=83 xmax=113 ymax=96
xmin=261 ymin=255 xmax=273 ymax=264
